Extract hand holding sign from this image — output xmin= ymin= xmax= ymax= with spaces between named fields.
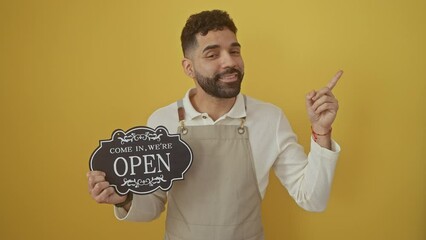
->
xmin=306 ymin=70 xmax=343 ymax=134
xmin=87 ymin=170 xmax=128 ymax=206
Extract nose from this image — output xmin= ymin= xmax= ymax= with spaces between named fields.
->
xmin=220 ymin=52 xmax=237 ymax=69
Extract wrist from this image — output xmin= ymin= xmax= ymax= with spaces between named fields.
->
xmin=115 ymin=193 xmax=133 ymax=208
xmin=311 ymin=124 xmax=331 ymax=132
xmin=311 ymin=126 xmax=332 ymax=142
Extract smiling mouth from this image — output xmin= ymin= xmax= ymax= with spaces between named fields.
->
xmin=219 ymin=73 xmax=239 ymax=83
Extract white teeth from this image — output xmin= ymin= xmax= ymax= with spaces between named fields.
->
xmin=222 ymin=73 xmax=237 ymax=78
xmin=219 ymin=73 xmax=238 ymax=83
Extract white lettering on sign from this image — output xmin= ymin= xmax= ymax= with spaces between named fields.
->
xmin=129 ymin=156 xmax=142 ymax=175
xmin=157 ymin=153 xmax=171 ymax=172
xmin=135 ymin=145 xmax=145 ymax=152
xmin=113 ymin=157 xmax=128 ymax=177
xmin=113 ymin=153 xmax=171 ymax=176
xmin=143 ymin=154 xmax=156 ymax=174
xmin=110 ymin=146 xmax=133 ymax=154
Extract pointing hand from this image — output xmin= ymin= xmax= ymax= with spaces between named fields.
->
xmin=306 ymin=70 xmax=343 ymax=133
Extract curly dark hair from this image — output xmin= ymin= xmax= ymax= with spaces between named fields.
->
xmin=181 ymin=10 xmax=238 ymax=57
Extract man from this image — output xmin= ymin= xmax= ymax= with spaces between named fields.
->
xmin=87 ymin=10 xmax=341 ymax=240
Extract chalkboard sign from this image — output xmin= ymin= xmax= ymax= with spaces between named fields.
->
xmin=89 ymin=126 xmax=193 ymax=195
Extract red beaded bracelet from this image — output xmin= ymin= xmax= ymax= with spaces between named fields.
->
xmin=311 ymin=126 xmax=332 ymax=142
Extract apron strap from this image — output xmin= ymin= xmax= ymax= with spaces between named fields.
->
xmin=177 ymin=99 xmax=185 ymax=121
xmin=239 ymin=95 xmax=247 ymax=134
xmin=177 ymin=99 xmax=187 ymax=134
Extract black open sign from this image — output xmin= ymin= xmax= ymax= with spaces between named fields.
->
xmin=89 ymin=126 xmax=193 ymax=195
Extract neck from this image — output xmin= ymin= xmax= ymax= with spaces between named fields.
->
xmin=190 ymin=88 xmax=237 ymax=121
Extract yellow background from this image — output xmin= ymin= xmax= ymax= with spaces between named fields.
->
xmin=1 ymin=0 xmax=424 ymax=239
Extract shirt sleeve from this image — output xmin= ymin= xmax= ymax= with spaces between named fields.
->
xmin=272 ymin=111 xmax=340 ymax=212
xmin=114 ymin=190 xmax=167 ymax=222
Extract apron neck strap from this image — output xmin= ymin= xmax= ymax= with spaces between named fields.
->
xmin=177 ymin=99 xmax=185 ymax=121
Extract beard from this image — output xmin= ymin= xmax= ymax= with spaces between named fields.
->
xmin=194 ymin=67 xmax=244 ymax=99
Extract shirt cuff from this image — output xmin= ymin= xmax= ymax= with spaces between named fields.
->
xmin=113 ymin=192 xmax=166 ymax=222
xmin=310 ymin=137 xmax=341 ymax=158
xmin=114 ymin=203 xmax=132 ymax=220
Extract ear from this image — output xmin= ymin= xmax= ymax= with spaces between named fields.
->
xmin=182 ymin=58 xmax=195 ymax=78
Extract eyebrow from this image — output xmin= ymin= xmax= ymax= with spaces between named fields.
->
xmin=202 ymin=42 xmax=241 ymax=53
xmin=231 ymin=42 xmax=241 ymax=48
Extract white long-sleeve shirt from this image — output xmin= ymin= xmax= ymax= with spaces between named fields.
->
xmin=115 ymin=89 xmax=340 ymax=221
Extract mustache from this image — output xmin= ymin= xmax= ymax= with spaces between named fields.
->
xmin=214 ymin=68 xmax=243 ymax=80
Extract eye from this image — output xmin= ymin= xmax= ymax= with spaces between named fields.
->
xmin=204 ymin=51 xmax=219 ymax=59
xmin=230 ymin=49 xmax=241 ymax=55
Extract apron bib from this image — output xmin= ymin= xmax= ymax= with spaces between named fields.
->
xmin=165 ymin=99 xmax=264 ymax=240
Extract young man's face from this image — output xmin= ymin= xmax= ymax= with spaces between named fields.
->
xmin=187 ymin=28 xmax=245 ymax=99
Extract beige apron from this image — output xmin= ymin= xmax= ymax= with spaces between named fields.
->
xmin=164 ymin=98 xmax=264 ymax=240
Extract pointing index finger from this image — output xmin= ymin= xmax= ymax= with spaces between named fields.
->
xmin=327 ymin=70 xmax=343 ymax=90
